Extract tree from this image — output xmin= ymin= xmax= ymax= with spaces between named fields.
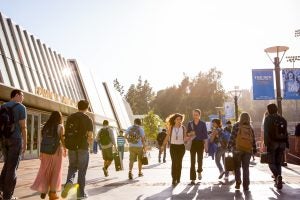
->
xmin=113 ymin=78 xmax=124 ymax=96
xmin=142 ymin=111 xmax=164 ymax=141
xmin=125 ymin=76 xmax=155 ymax=115
xmin=151 ymin=68 xmax=226 ymax=122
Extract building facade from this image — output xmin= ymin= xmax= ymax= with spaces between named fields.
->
xmin=0 ymin=12 xmax=132 ymax=159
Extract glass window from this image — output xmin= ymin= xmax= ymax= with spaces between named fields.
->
xmin=21 ymin=30 xmax=41 ymax=88
xmin=62 ymin=58 xmax=78 ymax=100
xmin=48 ymin=48 xmax=67 ymax=97
xmin=55 ymin=53 xmax=72 ymax=98
xmin=68 ymin=61 xmax=85 ymax=100
xmin=4 ymin=19 xmax=27 ymax=91
xmin=43 ymin=44 xmax=62 ymax=95
xmin=31 ymin=36 xmax=51 ymax=90
xmin=37 ymin=40 xmax=57 ymax=93
xmin=0 ymin=53 xmax=10 ymax=84
xmin=14 ymin=25 xmax=34 ymax=92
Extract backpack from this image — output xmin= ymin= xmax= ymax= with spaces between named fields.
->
xmin=127 ymin=125 xmax=141 ymax=144
xmin=98 ymin=128 xmax=111 ymax=146
xmin=236 ymin=124 xmax=254 ymax=153
xmin=0 ymin=103 xmax=19 ymax=138
xmin=40 ymin=125 xmax=60 ymax=154
xmin=220 ymin=130 xmax=231 ymax=148
xmin=157 ymin=131 xmax=166 ymax=146
xmin=64 ymin=113 xmax=84 ymax=150
xmin=270 ymin=115 xmax=288 ymax=142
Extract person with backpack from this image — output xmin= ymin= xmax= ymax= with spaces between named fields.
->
xmin=210 ymin=119 xmax=230 ymax=180
xmin=161 ymin=113 xmax=187 ymax=186
xmin=125 ymin=118 xmax=146 ymax=180
xmin=295 ymin=123 xmax=300 ymax=153
xmin=61 ymin=100 xmax=93 ymax=200
xmin=187 ymin=109 xmax=208 ymax=185
xmin=157 ymin=129 xmax=167 ymax=163
xmin=117 ymin=130 xmax=126 ymax=160
xmin=31 ymin=111 xmax=66 ymax=200
xmin=264 ymin=103 xmax=289 ymax=190
xmin=0 ymin=89 xmax=27 ymax=200
xmin=97 ymin=120 xmax=116 ymax=177
xmin=228 ymin=112 xmax=257 ymax=191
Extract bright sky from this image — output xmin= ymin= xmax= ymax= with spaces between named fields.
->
xmin=1 ymin=0 xmax=300 ymax=92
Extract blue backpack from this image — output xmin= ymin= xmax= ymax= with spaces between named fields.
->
xmin=220 ymin=130 xmax=231 ymax=148
xmin=40 ymin=125 xmax=60 ymax=154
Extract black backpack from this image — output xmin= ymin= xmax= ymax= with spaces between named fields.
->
xmin=40 ymin=125 xmax=60 ymax=154
xmin=270 ymin=115 xmax=288 ymax=142
xmin=64 ymin=113 xmax=84 ymax=150
xmin=0 ymin=103 xmax=19 ymax=138
xmin=98 ymin=128 xmax=111 ymax=146
xmin=157 ymin=131 xmax=166 ymax=146
xmin=127 ymin=125 xmax=141 ymax=144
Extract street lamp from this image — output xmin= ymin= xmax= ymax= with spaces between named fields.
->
xmin=295 ymin=29 xmax=300 ymax=38
xmin=229 ymin=86 xmax=242 ymax=122
xmin=264 ymin=46 xmax=289 ymax=116
xmin=215 ymin=107 xmax=223 ymax=120
xmin=286 ymin=56 xmax=300 ymax=68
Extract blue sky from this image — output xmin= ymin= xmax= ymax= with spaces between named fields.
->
xmin=1 ymin=0 xmax=300 ymax=92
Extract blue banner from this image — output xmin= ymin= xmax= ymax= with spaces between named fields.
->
xmin=282 ymin=68 xmax=300 ymax=99
xmin=252 ymin=69 xmax=275 ymax=100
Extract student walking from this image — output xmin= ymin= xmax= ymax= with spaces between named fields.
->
xmin=117 ymin=131 xmax=126 ymax=160
xmin=97 ymin=120 xmax=116 ymax=177
xmin=210 ymin=119 xmax=230 ymax=179
xmin=264 ymin=103 xmax=289 ymax=190
xmin=125 ymin=118 xmax=146 ymax=179
xmin=229 ymin=112 xmax=257 ymax=191
xmin=187 ymin=109 xmax=208 ymax=185
xmin=157 ymin=129 xmax=167 ymax=163
xmin=0 ymin=89 xmax=27 ymax=200
xmin=61 ymin=100 xmax=93 ymax=200
xmin=162 ymin=113 xmax=187 ymax=186
xmin=31 ymin=111 xmax=67 ymax=200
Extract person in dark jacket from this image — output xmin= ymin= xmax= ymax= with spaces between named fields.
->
xmin=264 ymin=103 xmax=289 ymax=190
xmin=157 ymin=129 xmax=167 ymax=163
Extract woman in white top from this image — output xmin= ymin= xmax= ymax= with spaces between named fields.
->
xmin=162 ymin=113 xmax=188 ymax=186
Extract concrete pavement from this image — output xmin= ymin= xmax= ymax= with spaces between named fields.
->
xmin=1 ymin=149 xmax=300 ymax=200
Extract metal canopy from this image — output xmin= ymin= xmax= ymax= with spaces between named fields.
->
xmin=264 ymin=46 xmax=289 ymax=53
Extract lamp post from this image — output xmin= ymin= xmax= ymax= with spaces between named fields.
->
xmin=295 ymin=29 xmax=300 ymax=38
xmin=215 ymin=107 xmax=223 ymax=120
xmin=229 ymin=86 xmax=242 ymax=122
xmin=264 ymin=46 xmax=289 ymax=116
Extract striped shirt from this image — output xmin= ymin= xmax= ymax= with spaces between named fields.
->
xmin=117 ymin=136 xmax=126 ymax=147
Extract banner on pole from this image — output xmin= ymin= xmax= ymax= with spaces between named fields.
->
xmin=282 ymin=68 xmax=300 ymax=99
xmin=252 ymin=69 xmax=275 ymax=100
xmin=224 ymin=102 xmax=234 ymax=119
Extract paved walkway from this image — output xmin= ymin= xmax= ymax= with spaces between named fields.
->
xmin=1 ymin=149 xmax=300 ymax=200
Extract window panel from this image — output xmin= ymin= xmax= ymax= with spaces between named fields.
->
xmin=55 ymin=53 xmax=72 ymax=98
xmin=31 ymin=36 xmax=51 ymax=90
xmin=62 ymin=58 xmax=78 ymax=100
xmin=48 ymin=48 xmax=67 ymax=96
xmin=0 ymin=53 xmax=10 ymax=84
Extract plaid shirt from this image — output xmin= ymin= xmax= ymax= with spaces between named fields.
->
xmin=228 ymin=122 xmax=257 ymax=153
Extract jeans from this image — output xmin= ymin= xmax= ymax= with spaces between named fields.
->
xmin=234 ymin=151 xmax=251 ymax=187
xmin=170 ymin=144 xmax=185 ymax=182
xmin=190 ymin=140 xmax=204 ymax=180
xmin=0 ymin=138 xmax=22 ymax=199
xmin=268 ymin=143 xmax=285 ymax=177
xmin=65 ymin=149 xmax=89 ymax=197
xmin=215 ymin=147 xmax=229 ymax=176
xmin=118 ymin=146 xmax=124 ymax=160
xmin=159 ymin=145 xmax=166 ymax=162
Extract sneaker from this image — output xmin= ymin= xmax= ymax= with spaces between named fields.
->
xmin=138 ymin=172 xmax=144 ymax=177
xmin=77 ymin=193 xmax=88 ymax=200
xmin=61 ymin=182 xmax=73 ymax=198
xmin=198 ymin=172 xmax=202 ymax=180
xmin=129 ymin=172 xmax=133 ymax=180
xmin=218 ymin=171 xmax=225 ymax=179
xmin=103 ymin=167 xmax=108 ymax=177
xmin=40 ymin=193 xmax=46 ymax=199
xmin=190 ymin=180 xmax=196 ymax=185
xmin=235 ymin=181 xmax=241 ymax=190
xmin=276 ymin=175 xmax=283 ymax=189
